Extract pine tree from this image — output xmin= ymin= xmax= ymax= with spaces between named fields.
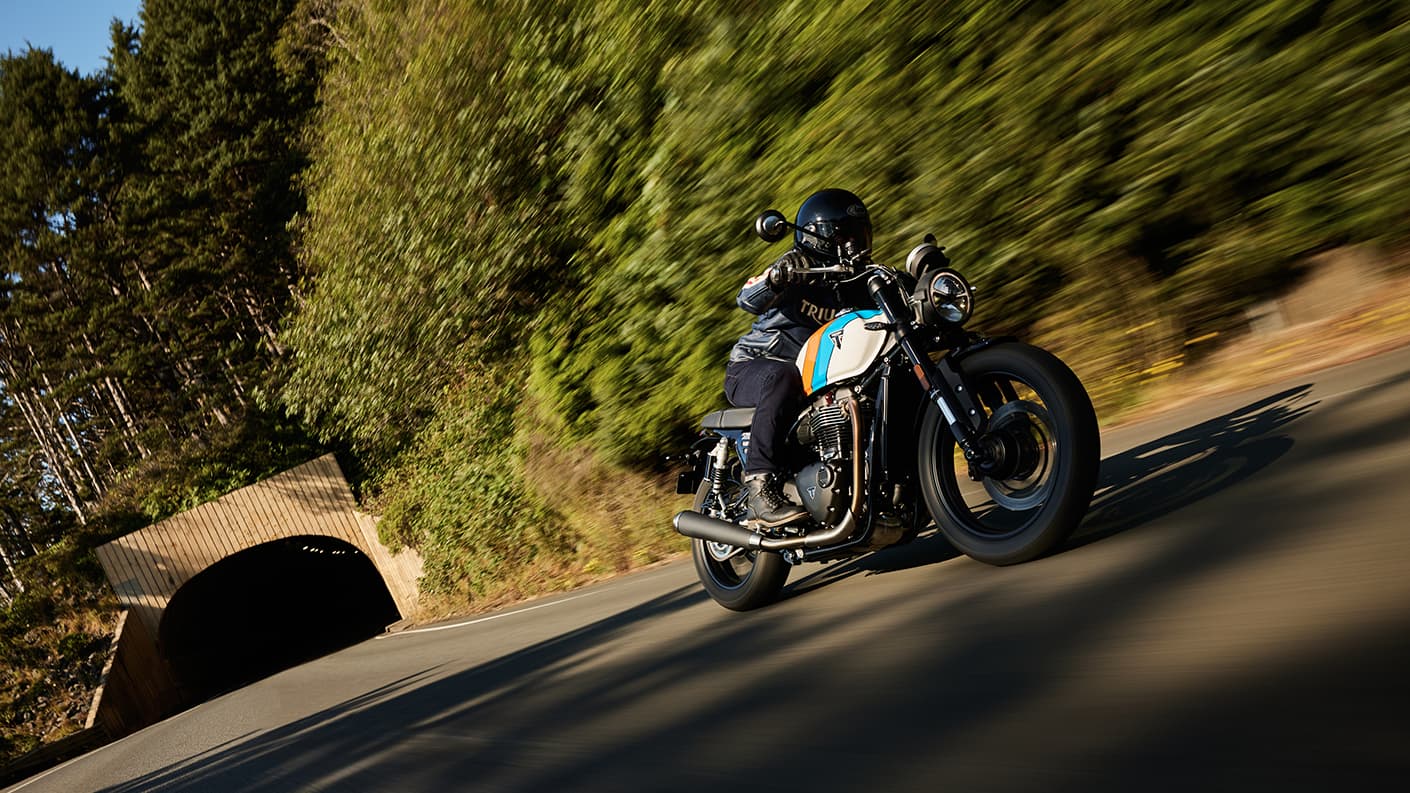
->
xmin=0 ymin=49 xmax=119 ymax=520
xmin=112 ymin=0 xmax=314 ymax=434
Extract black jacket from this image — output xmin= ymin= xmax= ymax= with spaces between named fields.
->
xmin=728 ymin=266 xmax=860 ymax=364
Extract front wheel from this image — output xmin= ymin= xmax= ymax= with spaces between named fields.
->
xmin=690 ymin=454 xmax=789 ymax=611
xmin=918 ymin=342 xmax=1100 ymax=565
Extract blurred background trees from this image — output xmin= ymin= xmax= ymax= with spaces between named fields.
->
xmin=3 ymin=0 xmax=1409 ymax=758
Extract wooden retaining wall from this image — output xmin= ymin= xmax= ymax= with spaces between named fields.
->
xmin=95 ymin=453 xmax=422 ymax=638
xmin=84 ymin=609 xmax=183 ymax=737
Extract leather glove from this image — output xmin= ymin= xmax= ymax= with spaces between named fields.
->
xmin=766 ymin=249 xmax=811 ymax=289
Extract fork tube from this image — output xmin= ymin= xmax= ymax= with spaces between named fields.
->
xmin=866 ymin=272 xmax=986 ymax=461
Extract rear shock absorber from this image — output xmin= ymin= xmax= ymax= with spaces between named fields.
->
xmin=706 ymin=437 xmax=731 ymax=512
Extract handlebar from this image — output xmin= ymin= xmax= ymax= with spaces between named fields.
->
xmin=789 ymin=251 xmax=884 ymax=281
xmin=789 ymin=263 xmax=855 ymax=275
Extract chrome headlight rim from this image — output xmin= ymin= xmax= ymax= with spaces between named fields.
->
xmin=926 ymin=268 xmax=974 ymax=325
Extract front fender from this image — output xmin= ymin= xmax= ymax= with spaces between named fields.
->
xmin=948 ymin=334 xmax=1019 ymax=362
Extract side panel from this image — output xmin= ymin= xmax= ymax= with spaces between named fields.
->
xmin=797 ymin=310 xmax=890 ymax=395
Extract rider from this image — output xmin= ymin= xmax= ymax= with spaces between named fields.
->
xmin=725 ymin=188 xmax=873 ymax=527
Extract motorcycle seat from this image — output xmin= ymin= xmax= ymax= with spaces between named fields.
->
xmin=701 ymin=407 xmax=754 ymax=430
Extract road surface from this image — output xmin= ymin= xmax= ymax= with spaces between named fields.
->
xmin=12 ymin=346 xmax=1410 ymax=792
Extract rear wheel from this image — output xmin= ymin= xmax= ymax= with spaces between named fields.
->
xmin=918 ymin=342 xmax=1100 ymax=565
xmin=690 ymin=453 xmax=789 ymax=611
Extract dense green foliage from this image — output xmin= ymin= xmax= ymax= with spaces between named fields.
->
xmin=4 ymin=0 xmax=1410 ymax=763
xmin=291 ymin=0 xmax=1410 ymax=462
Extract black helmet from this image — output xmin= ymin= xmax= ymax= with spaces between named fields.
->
xmin=794 ymin=188 xmax=872 ymax=261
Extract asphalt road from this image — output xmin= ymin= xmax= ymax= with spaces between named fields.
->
xmin=12 ymin=345 xmax=1410 ymax=792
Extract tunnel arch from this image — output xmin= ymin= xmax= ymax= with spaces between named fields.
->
xmin=92 ymin=455 xmax=423 ymax=716
xmin=95 ymin=455 xmax=421 ymax=638
xmin=158 ymin=535 xmax=400 ymax=701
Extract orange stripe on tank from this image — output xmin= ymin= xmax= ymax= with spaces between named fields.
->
xmin=801 ymin=329 xmax=824 ymax=394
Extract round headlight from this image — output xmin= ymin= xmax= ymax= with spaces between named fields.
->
xmin=928 ymin=269 xmax=974 ymax=324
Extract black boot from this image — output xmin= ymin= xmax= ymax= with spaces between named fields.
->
xmin=743 ymin=472 xmax=808 ymax=528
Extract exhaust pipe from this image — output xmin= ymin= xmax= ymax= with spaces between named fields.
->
xmin=673 ymin=508 xmax=858 ymax=551
xmin=673 ymin=510 xmax=763 ymax=548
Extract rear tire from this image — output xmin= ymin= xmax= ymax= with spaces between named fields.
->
xmin=917 ymin=342 xmax=1100 ymax=565
xmin=690 ymin=457 xmax=789 ymax=611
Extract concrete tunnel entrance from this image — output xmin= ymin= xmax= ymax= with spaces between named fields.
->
xmin=157 ymin=535 xmax=401 ymax=702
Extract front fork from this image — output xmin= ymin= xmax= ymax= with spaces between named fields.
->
xmin=867 ymin=275 xmax=990 ymax=464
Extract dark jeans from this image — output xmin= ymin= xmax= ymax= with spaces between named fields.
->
xmin=724 ymin=357 xmax=803 ymax=476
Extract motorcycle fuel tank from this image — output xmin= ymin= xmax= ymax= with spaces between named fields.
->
xmin=796 ymin=310 xmax=893 ymax=395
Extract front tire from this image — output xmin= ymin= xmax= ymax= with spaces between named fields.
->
xmin=918 ymin=342 xmax=1100 ymax=565
xmin=690 ymin=456 xmax=789 ymax=611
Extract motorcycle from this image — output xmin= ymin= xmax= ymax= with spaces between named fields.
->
xmin=673 ymin=209 xmax=1101 ymax=610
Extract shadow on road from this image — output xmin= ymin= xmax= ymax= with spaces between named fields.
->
xmin=1072 ymin=384 xmax=1315 ymax=548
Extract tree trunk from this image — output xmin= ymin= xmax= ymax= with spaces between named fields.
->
xmin=79 ymin=331 xmax=148 ymax=454
xmin=8 ymin=387 xmax=87 ymax=523
xmin=242 ymin=291 xmax=284 ymax=355
xmin=0 ymin=534 xmax=26 ymax=601
xmin=37 ymin=366 xmax=105 ymax=499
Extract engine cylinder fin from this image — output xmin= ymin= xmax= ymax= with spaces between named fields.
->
xmin=810 ymin=402 xmax=851 ymax=460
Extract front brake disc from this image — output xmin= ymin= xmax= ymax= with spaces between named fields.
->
xmin=981 ymin=400 xmax=1054 ymax=510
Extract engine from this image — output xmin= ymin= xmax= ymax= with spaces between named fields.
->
xmin=796 ymin=390 xmax=856 ymax=460
xmin=792 ymin=391 xmax=858 ymax=524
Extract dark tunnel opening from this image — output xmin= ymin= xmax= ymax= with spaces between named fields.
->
xmin=158 ymin=536 xmax=401 ymax=703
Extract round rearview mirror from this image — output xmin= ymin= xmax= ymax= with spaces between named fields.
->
xmin=754 ymin=209 xmax=789 ymax=243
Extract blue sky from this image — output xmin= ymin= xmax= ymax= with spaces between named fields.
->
xmin=2 ymin=0 xmax=145 ymax=75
